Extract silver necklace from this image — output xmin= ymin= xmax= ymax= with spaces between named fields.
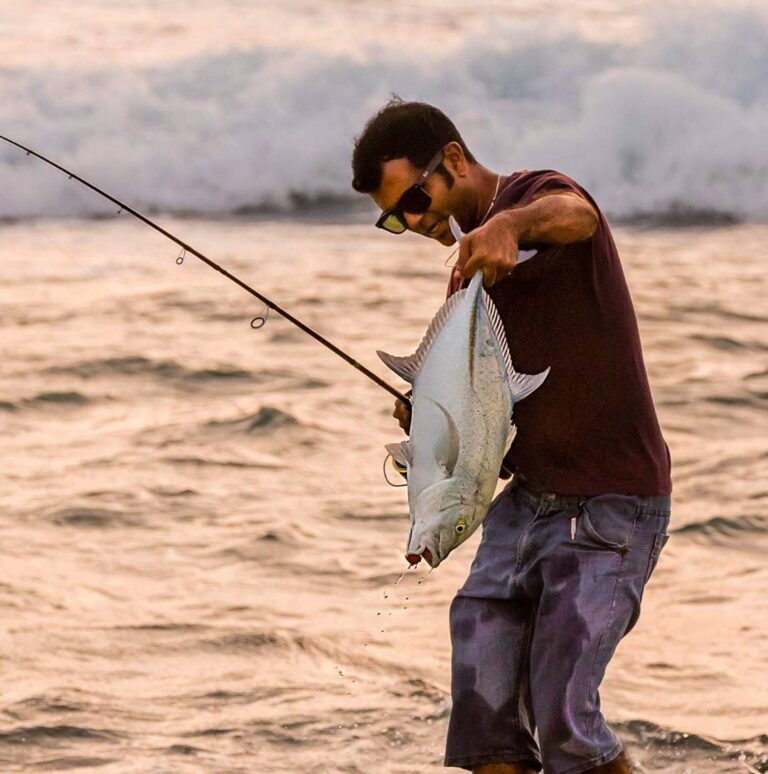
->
xmin=444 ymin=173 xmax=503 ymax=267
xmin=480 ymin=173 xmax=502 ymax=226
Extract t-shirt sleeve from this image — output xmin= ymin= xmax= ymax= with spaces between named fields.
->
xmin=516 ymin=170 xmax=600 ymax=212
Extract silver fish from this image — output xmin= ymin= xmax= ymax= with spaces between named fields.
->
xmin=378 ymin=221 xmax=548 ymax=568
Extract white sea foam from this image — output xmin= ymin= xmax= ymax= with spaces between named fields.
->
xmin=1 ymin=5 xmax=766 ymax=221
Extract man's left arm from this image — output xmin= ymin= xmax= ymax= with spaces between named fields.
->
xmin=457 ymin=192 xmax=599 ymax=285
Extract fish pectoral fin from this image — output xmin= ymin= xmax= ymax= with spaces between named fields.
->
xmin=423 ymin=395 xmax=461 ymax=474
xmin=385 ymin=440 xmax=413 ymax=469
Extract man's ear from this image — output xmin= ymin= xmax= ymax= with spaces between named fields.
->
xmin=442 ymin=141 xmax=470 ymax=178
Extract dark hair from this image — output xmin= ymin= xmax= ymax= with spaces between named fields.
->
xmin=351 ymin=98 xmax=477 ymax=193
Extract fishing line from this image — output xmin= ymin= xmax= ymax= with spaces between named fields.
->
xmin=382 ymin=453 xmax=407 ymax=487
xmin=0 ymin=135 xmax=410 ymax=406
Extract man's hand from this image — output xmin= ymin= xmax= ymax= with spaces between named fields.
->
xmin=393 ymin=398 xmax=411 ymax=434
xmin=456 ymin=216 xmax=519 ymax=286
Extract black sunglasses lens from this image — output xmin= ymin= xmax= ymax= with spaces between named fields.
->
xmin=399 ymin=185 xmax=432 ymax=214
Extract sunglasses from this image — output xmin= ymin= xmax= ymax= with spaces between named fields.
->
xmin=375 ymin=148 xmax=445 ymax=234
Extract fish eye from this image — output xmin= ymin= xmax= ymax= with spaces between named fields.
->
xmin=455 ymin=518 xmax=467 ymax=535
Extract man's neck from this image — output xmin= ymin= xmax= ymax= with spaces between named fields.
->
xmin=468 ymin=165 xmax=503 ymax=230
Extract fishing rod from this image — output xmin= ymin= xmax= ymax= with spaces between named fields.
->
xmin=0 ymin=135 xmax=411 ymax=405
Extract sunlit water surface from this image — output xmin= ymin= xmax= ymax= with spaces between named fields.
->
xmin=1 ymin=216 xmax=766 ymax=772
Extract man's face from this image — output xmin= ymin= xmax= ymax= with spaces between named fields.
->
xmin=371 ymin=157 xmax=458 ymax=246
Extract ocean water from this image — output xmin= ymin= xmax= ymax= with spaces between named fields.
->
xmin=1 ymin=216 xmax=766 ymax=772
xmin=1 ymin=1 xmax=767 ymax=772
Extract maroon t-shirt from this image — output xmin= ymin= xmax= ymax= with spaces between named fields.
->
xmin=449 ymin=170 xmax=671 ymax=496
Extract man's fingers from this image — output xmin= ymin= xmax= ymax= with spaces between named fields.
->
xmin=393 ymin=399 xmax=412 ymax=433
xmin=460 ymin=250 xmax=485 ymax=279
xmin=462 ymin=252 xmax=500 ymax=281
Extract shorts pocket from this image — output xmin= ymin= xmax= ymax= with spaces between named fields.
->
xmin=644 ymin=532 xmax=670 ymax=583
xmin=577 ymin=495 xmax=638 ymax=555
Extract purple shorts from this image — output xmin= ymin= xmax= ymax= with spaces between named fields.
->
xmin=445 ymin=477 xmax=671 ymax=773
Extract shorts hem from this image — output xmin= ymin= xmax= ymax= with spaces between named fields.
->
xmin=557 ymin=741 xmax=623 ymax=774
xmin=444 ymin=750 xmax=542 ymax=771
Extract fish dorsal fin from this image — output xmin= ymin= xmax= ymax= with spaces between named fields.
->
xmin=377 ymin=288 xmax=469 ymax=384
xmin=480 ymin=288 xmax=551 ymax=402
xmin=385 ymin=440 xmax=413 ymax=469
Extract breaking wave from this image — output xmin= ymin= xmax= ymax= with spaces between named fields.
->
xmin=1 ymin=5 xmax=767 ymax=223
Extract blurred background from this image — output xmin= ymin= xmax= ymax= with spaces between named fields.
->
xmin=1 ymin=1 xmax=766 ymax=772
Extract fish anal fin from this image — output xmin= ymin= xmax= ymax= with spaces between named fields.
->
xmin=509 ymin=366 xmax=550 ymax=403
xmin=479 ymin=288 xmax=550 ymax=402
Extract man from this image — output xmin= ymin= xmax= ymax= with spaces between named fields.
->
xmin=351 ymin=99 xmax=671 ymax=774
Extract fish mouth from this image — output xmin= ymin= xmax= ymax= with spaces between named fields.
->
xmin=405 ymin=546 xmax=437 ymax=567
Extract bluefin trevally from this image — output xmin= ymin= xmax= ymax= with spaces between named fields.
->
xmin=378 ymin=218 xmax=548 ymax=567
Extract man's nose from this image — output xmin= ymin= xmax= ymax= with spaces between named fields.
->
xmin=403 ymin=211 xmax=425 ymax=232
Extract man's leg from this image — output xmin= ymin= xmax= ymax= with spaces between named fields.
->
xmin=524 ymin=493 xmax=670 ymax=774
xmin=445 ymin=483 xmax=545 ymax=772
xmin=445 ymin=595 xmax=541 ymax=772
